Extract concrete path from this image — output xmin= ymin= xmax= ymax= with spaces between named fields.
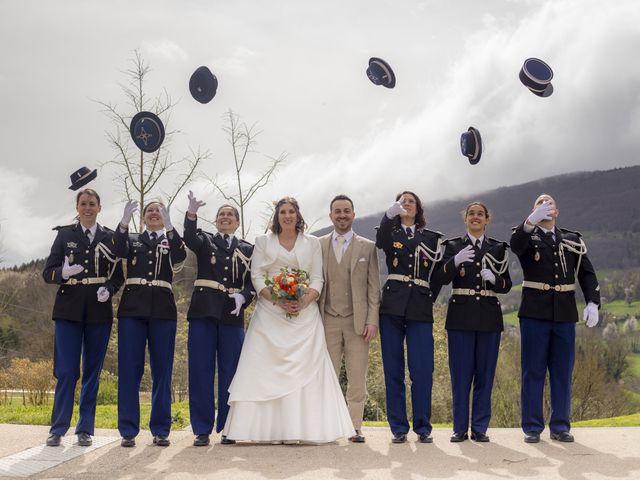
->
xmin=0 ymin=425 xmax=639 ymax=479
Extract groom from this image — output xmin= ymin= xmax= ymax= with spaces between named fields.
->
xmin=319 ymin=194 xmax=380 ymax=442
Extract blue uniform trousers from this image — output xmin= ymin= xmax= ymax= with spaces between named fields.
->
xmin=188 ymin=318 xmax=244 ymax=435
xmin=380 ymin=314 xmax=434 ymax=435
xmin=447 ymin=329 xmax=501 ymax=434
xmin=117 ymin=317 xmax=176 ymax=438
xmin=50 ymin=318 xmax=112 ymax=436
xmin=520 ymin=317 xmax=575 ymax=434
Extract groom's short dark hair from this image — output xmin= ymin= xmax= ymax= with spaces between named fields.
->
xmin=329 ymin=194 xmax=354 ymax=211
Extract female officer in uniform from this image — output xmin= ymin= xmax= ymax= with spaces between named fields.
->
xmin=43 ymin=188 xmax=123 ymax=447
xmin=376 ymin=191 xmax=444 ymax=444
xmin=113 ymin=199 xmax=186 ymax=447
xmin=183 ymin=191 xmax=254 ymax=447
xmin=434 ymin=202 xmax=511 ymax=443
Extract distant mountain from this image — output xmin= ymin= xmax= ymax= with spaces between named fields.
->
xmin=315 ymin=166 xmax=640 ymax=271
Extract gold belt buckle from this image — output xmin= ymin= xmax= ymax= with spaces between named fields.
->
xmin=151 ymin=280 xmax=157 ymax=286
xmin=480 ymin=290 xmax=486 ymax=296
xmin=140 ymin=278 xmax=147 ymax=285
xmin=554 ymin=285 xmax=561 ymax=292
xmin=543 ymin=284 xmax=550 ymax=291
xmin=69 ymin=278 xmax=78 ymax=285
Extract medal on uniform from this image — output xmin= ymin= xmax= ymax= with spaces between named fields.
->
xmin=460 ymin=266 xmax=465 ymax=277
xmin=132 ymin=256 xmax=137 ymax=266
xmin=423 ymin=260 xmax=429 ymax=268
xmin=534 ymin=251 xmax=540 ymax=262
xmin=69 ymin=252 xmax=74 ymax=263
xmin=393 ymin=257 xmax=398 ymax=268
xmin=211 ymin=256 xmax=216 ymax=265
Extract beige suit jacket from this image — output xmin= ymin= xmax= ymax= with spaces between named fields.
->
xmin=318 ymin=232 xmax=380 ymax=335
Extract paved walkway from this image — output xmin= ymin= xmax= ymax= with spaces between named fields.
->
xmin=0 ymin=425 xmax=639 ymax=479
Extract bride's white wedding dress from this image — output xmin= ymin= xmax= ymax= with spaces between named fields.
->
xmin=223 ymin=233 xmax=355 ymax=442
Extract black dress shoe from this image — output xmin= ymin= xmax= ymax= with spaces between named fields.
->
xmin=121 ymin=437 xmax=136 ymax=448
xmin=193 ymin=434 xmax=210 ymax=447
xmin=524 ymin=432 xmax=541 ymax=443
xmin=46 ymin=434 xmax=61 ymax=447
xmin=349 ymin=430 xmax=366 ymax=443
xmin=153 ymin=435 xmax=170 ymax=447
xmin=220 ymin=435 xmax=236 ymax=445
xmin=550 ymin=431 xmax=574 ymax=442
xmin=470 ymin=431 xmax=489 ymax=442
xmin=391 ymin=433 xmax=407 ymax=444
xmin=450 ymin=432 xmax=468 ymax=443
xmin=418 ymin=433 xmax=433 ymax=443
xmin=77 ymin=432 xmax=92 ymax=447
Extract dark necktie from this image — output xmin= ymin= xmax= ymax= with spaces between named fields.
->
xmin=223 ymin=233 xmax=230 ymax=247
xmin=150 ymin=232 xmax=157 ymax=242
xmin=406 ymin=227 xmax=413 ymax=239
xmin=474 ymin=239 xmax=481 ymax=250
xmin=84 ymin=229 xmax=91 ymax=243
xmin=545 ymin=231 xmax=555 ymax=243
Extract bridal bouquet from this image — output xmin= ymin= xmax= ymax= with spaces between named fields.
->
xmin=265 ymin=267 xmax=310 ymax=317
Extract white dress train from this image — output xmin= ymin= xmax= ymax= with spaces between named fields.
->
xmin=223 ymin=233 xmax=356 ymax=442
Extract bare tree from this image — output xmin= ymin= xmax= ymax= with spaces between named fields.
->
xmin=209 ymin=109 xmax=286 ymax=238
xmin=94 ymin=49 xmax=209 ymax=230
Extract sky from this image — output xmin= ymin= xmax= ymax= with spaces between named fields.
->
xmin=1 ymin=0 xmax=639 ymax=267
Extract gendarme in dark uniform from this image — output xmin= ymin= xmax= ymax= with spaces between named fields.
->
xmin=184 ymin=211 xmax=254 ymax=444
xmin=376 ymin=208 xmax=444 ymax=442
xmin=112 ymin=221 xmax=187 ymax=445
xmin=434 ymin=234 xmax=511 ymax=440
xmin=43 ymin=222 xmax=123 ymax=440
xmin=511 ymin=202 xmax=600 ymax=442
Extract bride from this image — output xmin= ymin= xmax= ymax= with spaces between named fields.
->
xmin=223 ymin=197 xmax=355 ymax=443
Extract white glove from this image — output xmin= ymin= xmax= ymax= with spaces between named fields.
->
xmin=386 ymin=201 xmax=407 ymax=219
xmin=454 ymin=245 xmax=475 ymax=267
xmin=527 ymin=201 xmax=554 ymax=226
xmin=159 ymin=204 xmax=173 ymax=231
xmin=229 ymin=293 xmax=246 ymax=316
xmin=120 ymin=199 xmax=139 ymax=228
xmin=96 ymin=286 xmax=110 ymax=303
xmin=187 ymin=190 xmax=206 ymax=215
xmin=480 ymin=268 xmax=496 ymax=284
xmin=583 ymin=302 xmax=599 ymax=328
xmin=62 ymin=256 xmax=84 ymax=280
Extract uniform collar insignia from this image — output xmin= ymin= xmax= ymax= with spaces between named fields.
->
xmin=66 ymin=241 xmax=78 ymax=248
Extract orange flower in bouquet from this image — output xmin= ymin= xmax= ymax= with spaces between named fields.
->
xmin=265 ymin=267 xmax=310 ymax=317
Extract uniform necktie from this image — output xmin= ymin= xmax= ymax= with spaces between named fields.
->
xmin=150 ymin=232 xmax=157 ymax=241
xmin=545 ymin=231 xmax=555 ymax=243
xmin=223 ymin=233 xmax=230 ymax=248
xmin=406 ymin=227 xmax=414 ymax=239
xmin=335 ymin=235 xmax=346 ymax=263
xmin=84 ymin=229 xmax=91 ymax=243
xmin=474 ymin=239 xmax=481 ymax=250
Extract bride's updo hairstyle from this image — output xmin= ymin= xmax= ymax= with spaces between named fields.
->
xmin=271 ymin=196 xmax=306 ymax=234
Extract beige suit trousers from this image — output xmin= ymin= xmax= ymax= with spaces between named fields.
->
xmin=323 ymin=312 xmax=369 ymax=431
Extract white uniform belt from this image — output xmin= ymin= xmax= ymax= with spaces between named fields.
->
xmin=522 ymin=280 xmax=575 ymax=292
xmin=387 ymin=274 xmax=430 ymax=288
xmin=64 ymin=277 xmax=106 ymax=285
xmin=126 ymin=278 xmax=172 ymax=290
xmin=194 ymin=279 xmax=241 ymax=294
xmin=451 ymin=288 xmax=497 ymax=297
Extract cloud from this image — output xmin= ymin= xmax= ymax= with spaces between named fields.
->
xmin=142 ymin=40 xmax=189 ymax=62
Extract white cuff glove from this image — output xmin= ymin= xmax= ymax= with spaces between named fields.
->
xmin=229 ymin=293 xmax=246 ymax=316
xmin=120 ymin=199 xmax=139 ymax=228
xmin=187 ymin=190 xmax=206 ymax=215
xmin=454 ymin=245 xmax=475 ymax=267
xmin=527 ymin=201 xmax=553 ymax=226
xmin=160 ymin=204 xmax=173 ymax=231
xmin=62 ymin=256 xmax=84 ymax=280
xmin=583 ymin=302 xmax=599 ymax=328
xmin=97 ymin=286 xmax=110 ymax=303
xmin=480 ymin=268 xmax=496 ymax=284
xmin=386 ymin=201 xmax=407 ymax=219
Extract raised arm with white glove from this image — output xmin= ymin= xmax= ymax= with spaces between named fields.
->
xmin=454 ymin=245 xmax=475 ymax=267
xmin=386 ymin=200 xmax=407 ymax=219
xmin=526 ymin=201 xmax=554 ymax=227
xmin=187 ymin=190 xmax=206 ymax=216
xmin=62 ymin=256 xmax=84 ymax=280
xmin=229 ymin=293 xmax=246 ymax=316
xmin=159 ymin=204 xmax=173 ymax=232
xmin=583 ymin=302 xmax=599 ymax=328
xmin=120 ymin=199 xmax=139 ymax=229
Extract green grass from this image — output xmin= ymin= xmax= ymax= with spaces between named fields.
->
xmin=573 ymin=413 xmax=640 ymax=427
xmin=503 ymin=311 xmax=519 ymax=326
xmin=627 ymin=354 xmax=640 ymax=377
xmin=0 ymin=400 xmax=190 ymax=429
xmin=602 ymin=300 xmax=640 ymax=317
